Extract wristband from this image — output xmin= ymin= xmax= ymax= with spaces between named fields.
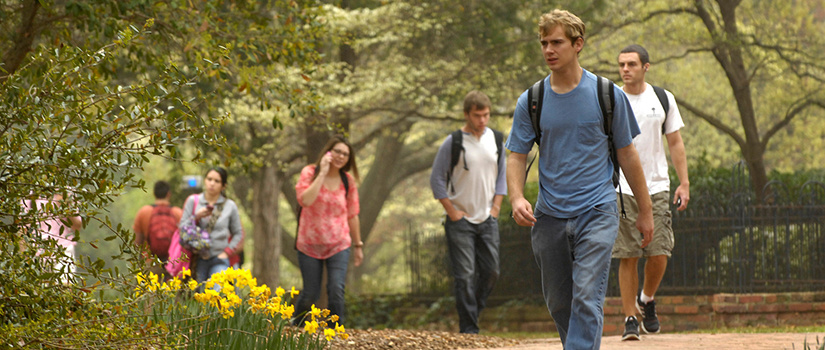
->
xmin=354 ymin=241 xmax=364 ymax=248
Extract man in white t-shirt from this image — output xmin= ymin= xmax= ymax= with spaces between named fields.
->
xmin=430 ymin=91 xmax=506 ymax=334
xmin=614 ymin=44 xmax=690 ymax=341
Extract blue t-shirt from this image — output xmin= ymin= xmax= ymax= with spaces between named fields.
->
xmin=505 ymin=69 xmax=640 ymax=218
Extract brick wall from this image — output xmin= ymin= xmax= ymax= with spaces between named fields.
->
xmin=474 ymin=292 xmax=825 ymax=335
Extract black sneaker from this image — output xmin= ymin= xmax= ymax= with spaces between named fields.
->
xmin=622 ymin=316 xmax=641 ymax=341
xmin=636 ymin=297 xmax=661 ymax=334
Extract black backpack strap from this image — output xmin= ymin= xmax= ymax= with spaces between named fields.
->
xmin=652 ymin=85 xmax=670 ymax=134
xmin=597 ymin=75 xmax=626 ymax=218
xmin=492 ymin=129 xmax=503 ymax=164
xmin=525 ymin=78 xmax=545 ymax=179
xmin=340 ymin=169 xmax=349 ymax=197
xmin=448 ymin=130 xmax=465 ymax=195
xmin=528 ymin=79 xmax=544 ymax=146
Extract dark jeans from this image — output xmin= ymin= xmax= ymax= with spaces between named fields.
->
xmin=445 ymin=215 xmax=500 ymax=334
xmin=294 ymin=248 xmax=351 ymax=325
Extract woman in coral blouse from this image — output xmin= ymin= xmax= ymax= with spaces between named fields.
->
xmin=294 ymin=135 xmax=364 ymax=326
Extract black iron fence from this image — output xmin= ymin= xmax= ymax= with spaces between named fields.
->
xmin=406 ymin=169 xmax=825 ymax=301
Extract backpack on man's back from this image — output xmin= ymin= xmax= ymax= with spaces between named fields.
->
xmin=147 ymin=204 xmax=178 ymax=261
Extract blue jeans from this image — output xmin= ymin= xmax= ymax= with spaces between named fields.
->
xmin=445 ymin=215 xmax=500 ymax=334
xmin=196 ymin=256 xmax=230 ymax=284
xmin=294 ymin=249 xmax=350 ymax=325
xmin=531 ymin=202 xmax=618 ymax=350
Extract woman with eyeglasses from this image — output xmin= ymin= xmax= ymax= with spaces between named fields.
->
xmin=293 ymin=135 xmax=363 ymax=326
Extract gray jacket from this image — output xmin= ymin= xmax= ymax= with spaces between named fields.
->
xmin=179 ymin=193 xmax=243 ymax=259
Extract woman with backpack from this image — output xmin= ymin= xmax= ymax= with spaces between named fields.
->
xmin=293 ymin=135 xmax=363 ymax=326
xmin=179 ymin=167 xmax=244 ymax=283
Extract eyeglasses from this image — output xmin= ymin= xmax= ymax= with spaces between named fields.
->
xmin=331 ymin=148 xmax=350 ymax=158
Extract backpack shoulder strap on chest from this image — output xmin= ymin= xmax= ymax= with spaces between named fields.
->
xmin=449 ymin=129 xmax=464 ymax=171
xmin=528 ymin=78 xmax=545 ymax=146
xmin=597 ymin=75 xmax=626 ymax=218
xmin=340 ymin=169 xmax=349 ymax=197
xmin=597 ymin=75 xmax=617 ymax=184
xmin=447 ymin=130 xmax=465 ymax=194
xmin=492 ymin=129 xmax=503 ymax=161
xmin=651 ymin=85 xmax=670 ymax=134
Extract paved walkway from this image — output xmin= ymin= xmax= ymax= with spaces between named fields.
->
xmin=465 ymin=332 xmax=825 ymax=350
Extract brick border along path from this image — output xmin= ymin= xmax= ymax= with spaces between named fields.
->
xmin=465 ymin=332 xmax=825 ymax=350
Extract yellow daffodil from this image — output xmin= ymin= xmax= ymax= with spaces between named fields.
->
xmin=335 ymin=322 xmax=345 ymax=334
xmin=275 ymin=287 xmax=285 ymax=297
xmin=330 ymin=315 xmax=339 ymax=323
xmin=304 ymin=320 xmax=319 ymax=333
xmin=310 ymin=304 xmax=322 ymax=320
xmin=167 ymin=278 xmax=182 ymax=291
xmin=324 ymin=328 xmax=336 ymax=341
xmin=182 ymin=267 xmax=191 ymax=278
xmin=280 ymin=304 xmax=294 ymax=319
xmin=136 ymin=272 xmax=146 ymax=285
xmin=226 ymin=292 xmax=242 ymax=308
xmin=289 ymin=286 xmax=299 ymax=298
xmin=188 ymin=279 xmax=198 ymax=291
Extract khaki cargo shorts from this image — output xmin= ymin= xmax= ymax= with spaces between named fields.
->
xmin=612 ymin=191 xmax=674 ymax=258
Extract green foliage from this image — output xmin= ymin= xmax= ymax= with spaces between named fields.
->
xmin=0 ymin=20 xmax=232 ymax=346
xmin=345 ymin=294 xmax=415 ymax=329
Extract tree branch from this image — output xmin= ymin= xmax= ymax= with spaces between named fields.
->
xmin=675 ymin=96 xmax=746 ymax=148
xmin=762 ymin=98 xmax=825 ymax=149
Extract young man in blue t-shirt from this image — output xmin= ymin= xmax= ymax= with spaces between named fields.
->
xmin=505 ymin=9 xmax=654 ymax=350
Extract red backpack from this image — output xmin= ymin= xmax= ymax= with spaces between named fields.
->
xmin=147 ymin=205 xmax=178 ymax=260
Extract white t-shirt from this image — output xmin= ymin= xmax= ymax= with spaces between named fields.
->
xmin=430 ymin=128 xmax=505 ymax=224
xmin=618 ymin=82 xmax=685 ymax=196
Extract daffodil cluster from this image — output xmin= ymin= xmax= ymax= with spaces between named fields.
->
xmin=134 ymin=267 xmax=349 ymax=342
xmin=134 ymin=268 xmax=195 ymax=297
xmin=300 ymin=304 xmax=349 ymax=341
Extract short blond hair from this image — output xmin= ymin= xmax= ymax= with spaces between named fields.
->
xmin=538 ymin=9 xmax=585 ymax=44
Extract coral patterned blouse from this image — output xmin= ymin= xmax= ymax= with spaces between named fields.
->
xmin=295 ymin=165 xmax=360 ymax=259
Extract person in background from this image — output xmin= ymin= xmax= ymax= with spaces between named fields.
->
xmin=25 ymin=193 xmax=82 ymax=284
xmin=133 ymin=180 xmax=183 ymax=280
xmin=429 ymin=91 xmax=506 ymax=334
xmin=294 ymin=135 xmax=363 ymax=326
xmin=179 ymin=167 xmax=244 ymax=283
xmin=614 ymin=44 xmax=690 ymax=340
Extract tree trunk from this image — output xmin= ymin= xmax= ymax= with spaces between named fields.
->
xmin=251 ymin=164 xmax=281 ymax=288
xmin=2 ymin=0 xmax=41 ymax=81
xmin=699 ymin=0 xmax=769 ymax=201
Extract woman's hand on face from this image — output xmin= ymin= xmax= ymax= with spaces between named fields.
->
xmin=319 ymin=151 xmax=333 ymax=174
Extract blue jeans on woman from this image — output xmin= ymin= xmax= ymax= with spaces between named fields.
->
xmin=531 ymin=201 xmax=618 ymax=350
xmin=196 ymin=255 xmax=231 ymax=284
xmin=444 ymin=215 xmax=500 ymax=334
xmin=294 ymin=248 xmax=351 ymax=325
